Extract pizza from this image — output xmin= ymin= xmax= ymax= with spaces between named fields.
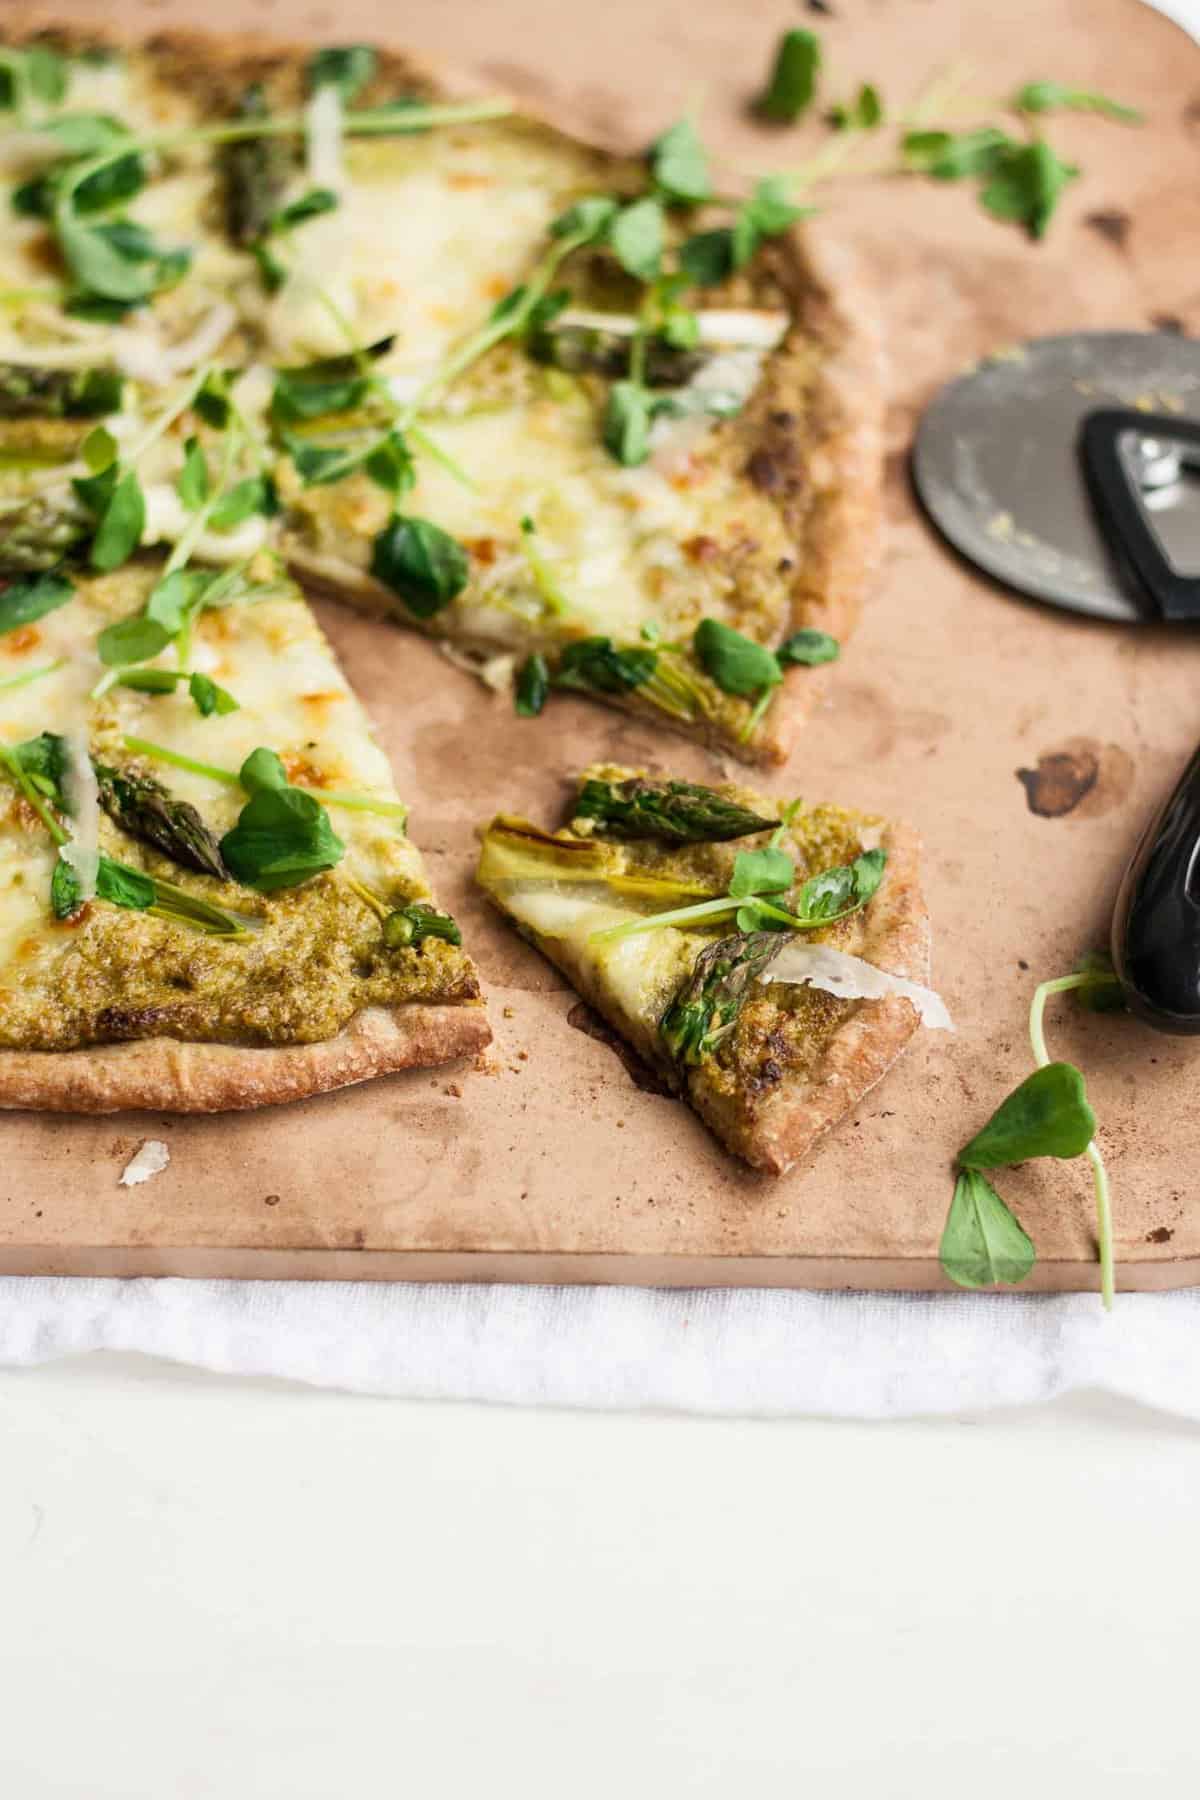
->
xmin=0 ymin=549 xmax=490 ymax=1110
xmin=0 ymin=22 xmax=887 ymax=1119
xmin=1 ymin=23 xmax=881 ymax=762
xmin=477 ymin=766 xmax=947 ymax=1173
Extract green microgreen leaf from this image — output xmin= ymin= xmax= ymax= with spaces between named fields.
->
xmin=1072 ymin=949 xmax=1126 ymax=1013
xmin=757 ymin=28 xmax=822 ymax=124
xmin=554 ymin=636 xmax=657 ymax=696
xmin=602 ymin=379 xmax=653 ymax=466
xmin=307 ymin=45 xmax=378 ymax=100
xmin=939 ymin=1169 xmax=1036 ymax=1290
xmin=794 ymin=847 xmax=887 ymax=923
xmin=271 ymin=366 xmax=370 ymax=423
xmin=901 ymin=126 xmax=1013 ymax=180
xmin=0 ymin=572 xmax=74 ymax=636
xmin=777 ymin=628 xmax=840 ymax=667
xmin=370 ymin=516 xmax=469 ymax=618
xmin=692 ymin=618 xmax=781 ymax=698
xmin=549 ymin=195 xmax=619 ymax=241
xmin=209 ymin=475 xmax=276 ymax=530
xmin=239 ymin=747 xmax=289 ymax=794
xmin=364 ymin=430 xmax=416 ymax=496
xmin=958 ymin=1061 xmax=1097 ymax=1168
xmin=145 ymin=568 xmax=210 ymax=635
xmin=1013 ymin=81 xmax=1142 ymax=123
xmin=97 ymin=613 xmax=171 ymax=668
xmin=177 ymin=435 xmax=210 ymax=512
xmin=194 ymin=370 xmax=233 ymax=430
xmin=650 ymin=117 xmax=712 ymax=204
xmin=730 ymin=175 xmax=808 ymax=268
xmin=219 ymin=783 xmax=346 ymax=893
xmin=188 ymin=671 xmax=239 ymax=717
xmin=89 ymin=470 xmax=145 ymax=571
xmin=514 ymin=653 xmax=550 ymax=718
xmin=729 ymin=846 xmax=794 ymax=899
xmin=679 ymin=228 xmax=735 ymax=287
xmin=81 ymin=425 xmax=118 ymax=471
xmin=979 ymin=140 xmax=1079 ymax=240
xmin=830 ymin=82 xmax=884 ymax=131
xmin=268 ymin=187 xmax=338 ymax=232
xmin=609 ymin=196 xmax=665 ymax=281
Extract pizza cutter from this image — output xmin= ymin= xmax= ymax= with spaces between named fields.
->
xmin=912 ymin=329 xmax=1200 ymax=1032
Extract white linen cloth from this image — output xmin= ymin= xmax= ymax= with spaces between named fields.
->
xmin=5 ymin=1278 xmax=1200 ymax=1418
xmin=2 ymin=0 xmax=1195 ymax=1418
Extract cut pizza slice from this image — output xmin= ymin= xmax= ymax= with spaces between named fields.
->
xmin=0 ymin=550 xmax=489 ymax=1111
xmin=0 ymin=26 xmax=881 ymax=766
xmin=476 ymin=764 xmax=947 ymax=1173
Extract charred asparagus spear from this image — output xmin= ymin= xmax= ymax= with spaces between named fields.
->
xmin=0 ymin=496 xmax=91 ymax=574
xmin=576 ymin=776 xmax=778 ymax=844
xmin=0 ymin=363 xmax=123 ymax=419
xmin=94 ymin=762 xmax=229 ymax=881
xmin=660 ymin=931 xmax=783 ymax=1065
xmin=382 ymin=901 xmax=462 ymax=948
xmin=529 ymin=323 xmax=707 ymax=387
xmin=219 ymin=84 xmax=291 ymax=246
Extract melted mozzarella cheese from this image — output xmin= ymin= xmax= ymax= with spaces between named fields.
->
xmin=488 ymin=881 xmax=694 ymax=1033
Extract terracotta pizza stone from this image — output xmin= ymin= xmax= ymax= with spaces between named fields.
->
xmin=2 ymin=0 xmax=1199 ymax=1289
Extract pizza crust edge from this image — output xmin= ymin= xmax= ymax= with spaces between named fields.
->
xmin=0 ymin=999 xmax=491 ymax=1113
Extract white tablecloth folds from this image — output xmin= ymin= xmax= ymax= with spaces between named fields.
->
xmin=4 ymin=1277 xmax=1200 ymax=1417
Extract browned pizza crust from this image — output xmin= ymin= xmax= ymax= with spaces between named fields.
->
xmin=687 ymin=822 xmax=929 ymax=1173
xmin=0 ymin=1000 xmax=490 ymax=1113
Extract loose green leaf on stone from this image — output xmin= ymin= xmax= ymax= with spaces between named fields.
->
xmin=939 ymin=1169 xmax=1036 ymax=1290
xmin=958 ymin=1061 xmax=1097 ymax=1169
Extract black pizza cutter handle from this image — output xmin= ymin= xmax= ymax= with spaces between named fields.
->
xmin=1079 ymin=408 xmax=1200 ymax=622
xmin=1078 ymin=410 xmax=1200 ymax=1029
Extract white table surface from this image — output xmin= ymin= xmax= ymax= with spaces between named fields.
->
xmin=2 ymin=1356 xmax=1200 ymax=1795
xmin=5 ymin=3 xmax=1200 ymax=1789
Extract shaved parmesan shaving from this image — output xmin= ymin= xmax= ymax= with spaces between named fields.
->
xmin=762 ymin=944 xmax=954 ymax=1030
xmin=306 ymin=83 xmax=344 ymax=192
xmin=480 ymin=651 xmax=518 ymax=692
xmin=119 ymin=1140 xmax=170 ymax=1187
xmin=62 ymin=725 xmax=100 ymax=903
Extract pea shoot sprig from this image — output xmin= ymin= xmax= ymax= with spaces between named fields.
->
xmin=939 ymin=955 xmax=1124 ymax=1307
xmin=754 ymin=28 xmax=1142 ymax=241
xmin=588 ymin=806 xmax=886 ymax=946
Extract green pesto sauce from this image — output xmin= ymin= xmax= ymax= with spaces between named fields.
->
xmin=0 ymin=831 xmax=478 ymax=1052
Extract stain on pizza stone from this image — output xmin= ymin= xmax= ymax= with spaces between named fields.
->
xmin=1084 ymin=209 xmax=1132 ymax=252
xmin=1016 ymin=738 xmax=1135 ymax=819
xmin=566 ymin=1002 xmax=673 ymax=1097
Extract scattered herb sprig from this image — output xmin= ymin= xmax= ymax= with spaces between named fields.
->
xmin=752 ymin=29 xmax=1143 ymax=240
xmin=939 ymin=955 xmax=1125 ymax=1306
